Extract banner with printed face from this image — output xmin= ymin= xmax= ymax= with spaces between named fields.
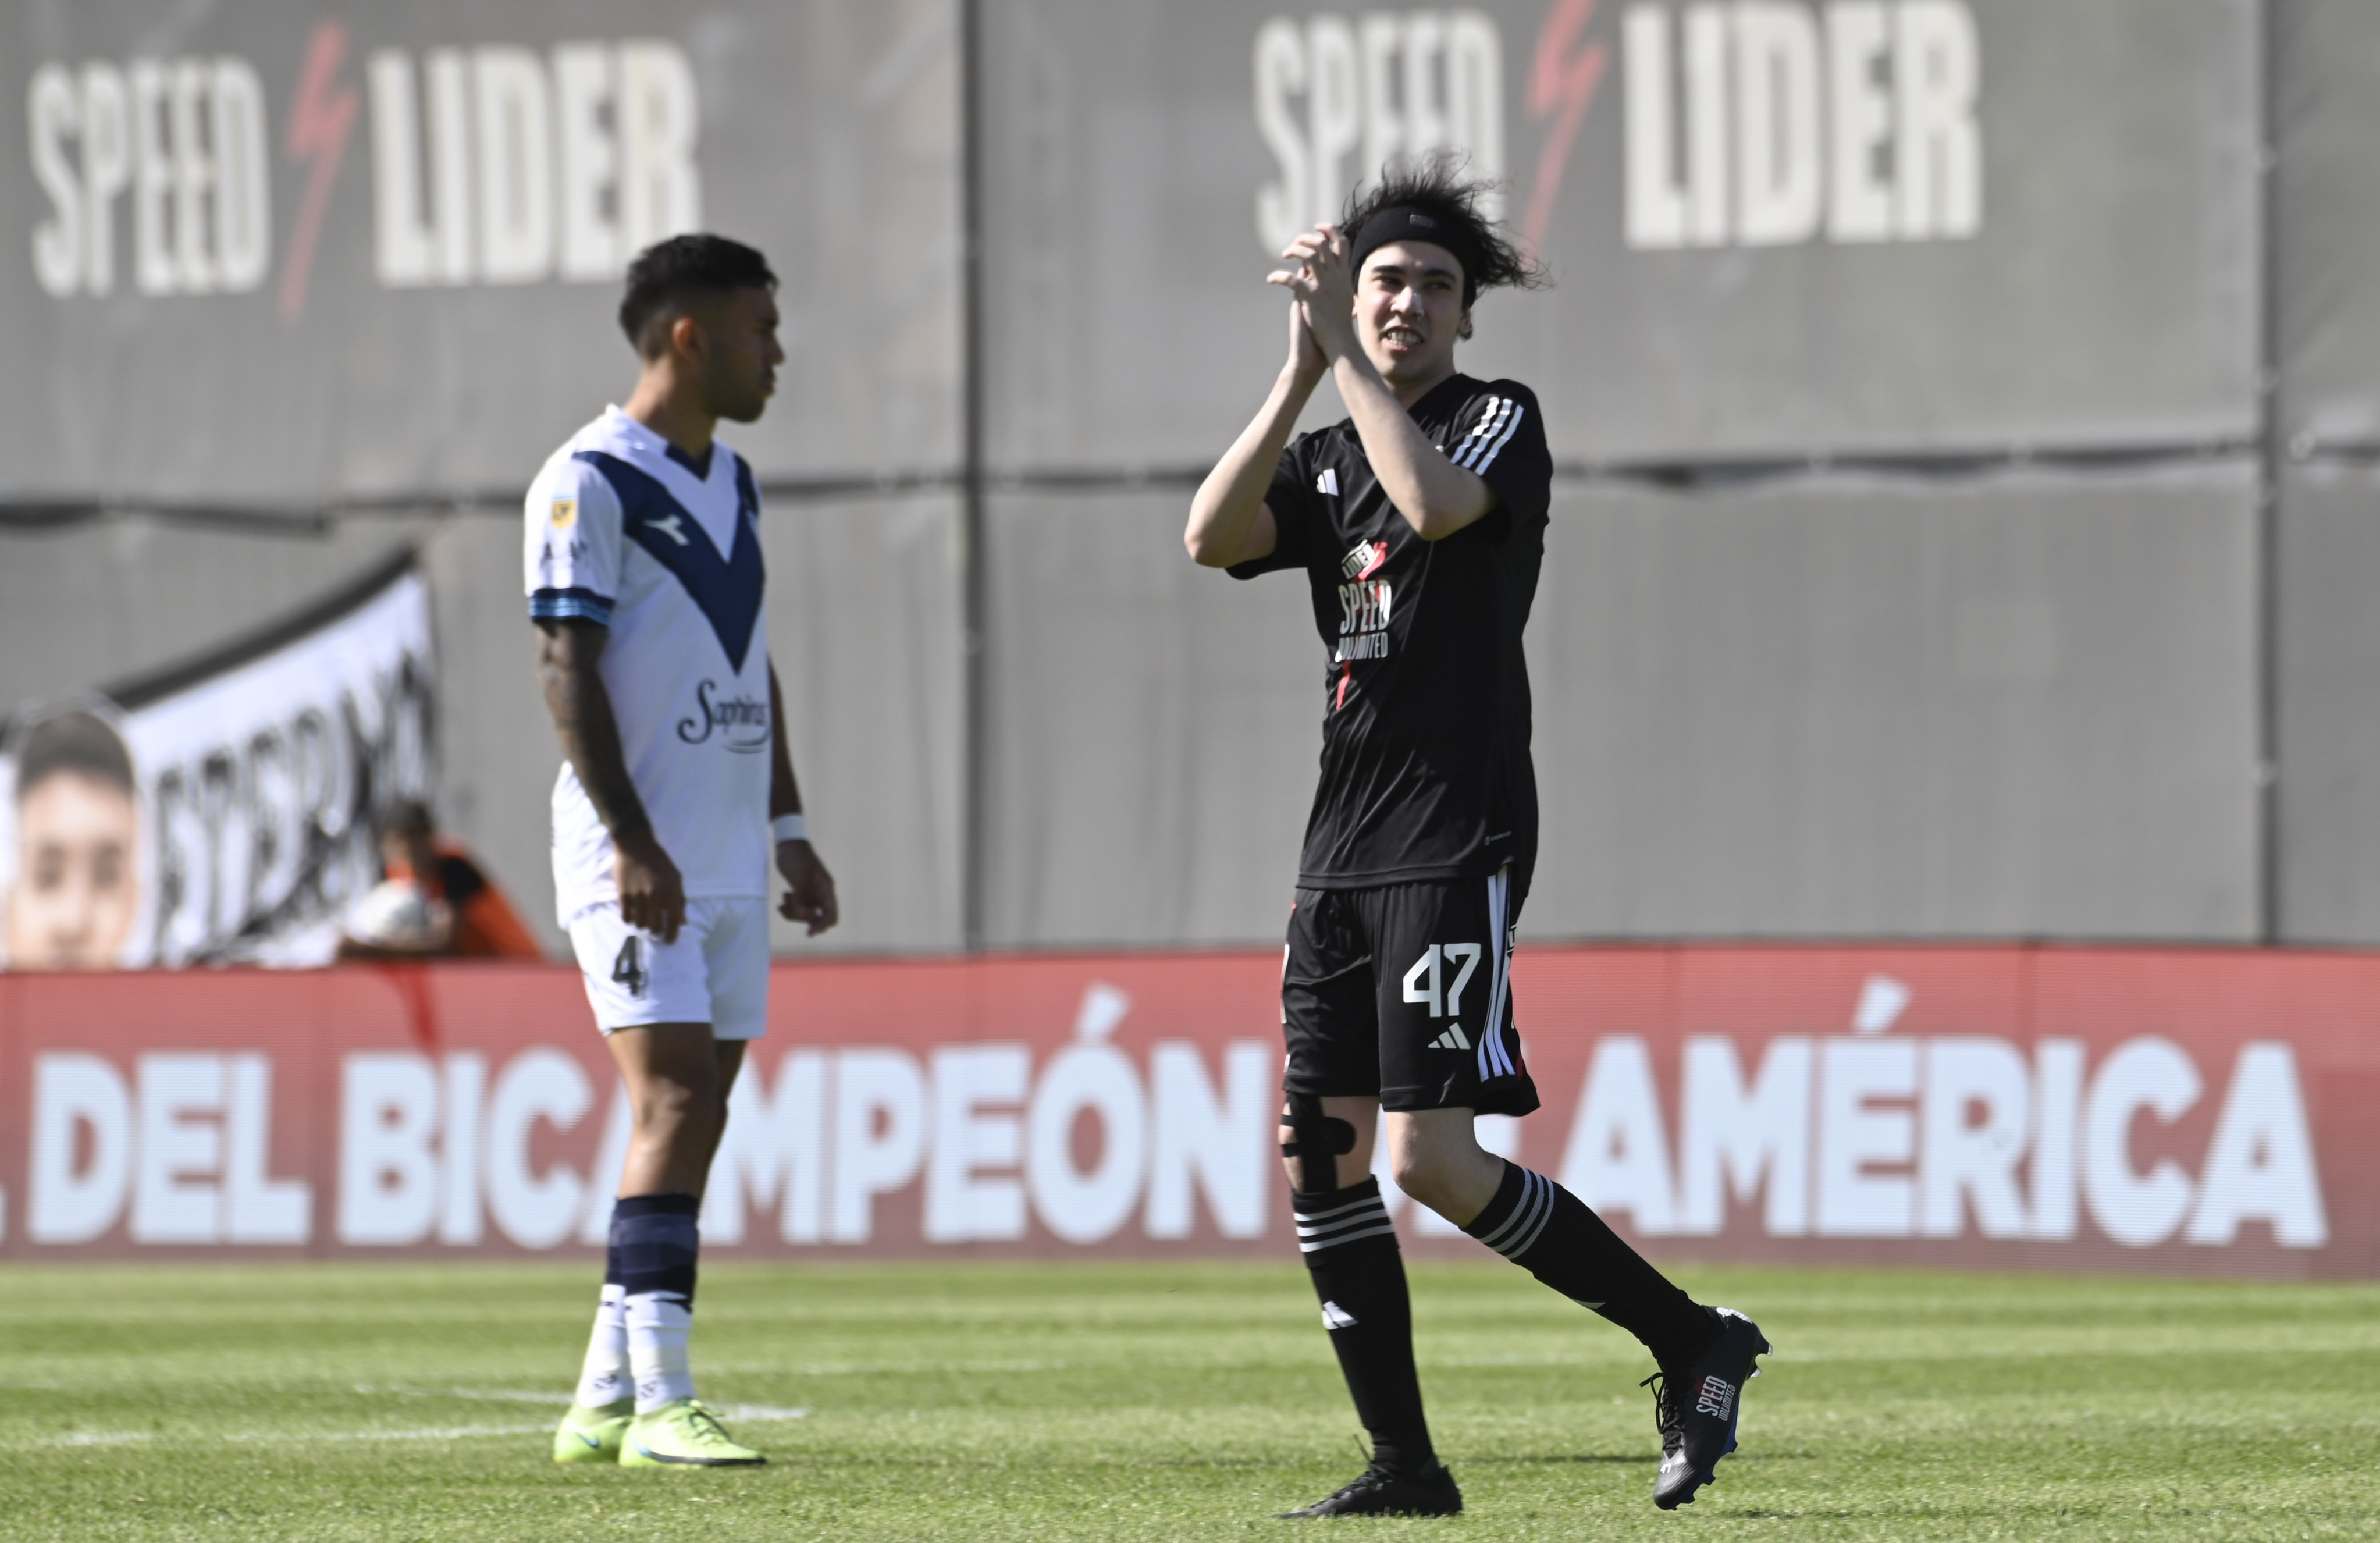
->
xmin=0 ymin=945 xmax=2369 ymax=1278
xmin=0 ymin=0 xmax=956 ymax=505
xmin=0 ymin=552 xmax=432 ymax=970
xmin=978 ymin=0 xmax=2258 ymax=471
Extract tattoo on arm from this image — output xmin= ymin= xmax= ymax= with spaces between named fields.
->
xmin=535 ymin=619 xmax=655 ymax=841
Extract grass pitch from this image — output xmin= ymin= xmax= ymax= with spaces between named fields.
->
xmin=3 ymin=1258 xmax=2372 ymax=1541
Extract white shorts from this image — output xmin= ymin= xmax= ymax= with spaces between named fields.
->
xmin=565 ymin=897 xmax=770 ymax=1041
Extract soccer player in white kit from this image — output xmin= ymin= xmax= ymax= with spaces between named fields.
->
xmin=527 ymin=235 xmax=838 ymax=1468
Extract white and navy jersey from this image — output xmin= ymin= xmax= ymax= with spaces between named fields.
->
xmin=1231 ymin=374 xmax=1552 ymax=888
xmin=524 ymin=407 xmax=772 ymax=922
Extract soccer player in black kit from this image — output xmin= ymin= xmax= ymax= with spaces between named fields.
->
xmin=1186 ymin=167 xmax=1769 ymax=1519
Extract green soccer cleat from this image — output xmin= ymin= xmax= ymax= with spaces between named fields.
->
xmin=552 ymin=1400 xmax=633 ymax=1464
xmin=618 ymin=1399 xmax=767 ymax=1468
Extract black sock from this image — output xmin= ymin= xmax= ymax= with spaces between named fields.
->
xmin=1463 ymin=1163 xmax=1717 ymax=1366
xmin=1293 ymin=1178 xmax=1436 ymax=1474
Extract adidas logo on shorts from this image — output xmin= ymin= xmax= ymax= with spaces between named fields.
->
xmin=1694 ymin=1375 xmax=1737 ymax=1421
xmin=1427 ymin=1025 xmax=1472 ymax=1051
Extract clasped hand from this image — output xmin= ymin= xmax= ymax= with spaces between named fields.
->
xmin=1269 ymin=223 xmax=1361 ymax=382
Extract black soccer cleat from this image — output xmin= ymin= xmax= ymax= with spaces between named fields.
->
xmin=1643 ymin=1307 xmax=1769 ymax=1511
xmin=1276 ymin=1460 xmax=1464 ymax=1518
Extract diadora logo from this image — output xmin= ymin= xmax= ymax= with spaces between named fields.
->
xmin=646 ymin=513 xmax=691 ymax=547
xmin=1340 ymin=539 xmax=1387 ymax=581
xmin=1694 ymin=1375 xmax=1736 ymax=1421
xmin=1321 ymin=1300 xmax=1359 ymax=1329
xmin=676 ymin=678 xmax=769 ymax=752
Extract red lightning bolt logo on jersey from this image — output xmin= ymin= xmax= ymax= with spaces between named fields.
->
xmin=1340 ymin=541 xmax=1388 ymax=581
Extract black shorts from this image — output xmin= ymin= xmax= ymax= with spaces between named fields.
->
xmin=1280 ymin=863 xmax=1541 ymax=1117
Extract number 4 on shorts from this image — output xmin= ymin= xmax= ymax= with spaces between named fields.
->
xmin=612 ymin=936 xmax=649 ymax=997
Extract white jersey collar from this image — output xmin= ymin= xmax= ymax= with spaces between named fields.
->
xmin=590 ymin=406 xmax=736 ymax=507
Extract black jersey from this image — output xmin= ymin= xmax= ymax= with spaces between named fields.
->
xmin=1231 ymin=372 xmax=1552 ymax=888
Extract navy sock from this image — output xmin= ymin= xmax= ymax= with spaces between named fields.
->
xmin=1294 ymin=1178 xmax=1436 ymax=1474
xmin=612 ymin=1192 xmax=701 ymax=1409
xmin=1463 ymin=1163 xmax=1716 ymax=1366
xmin=611 ymin=1191 xmax=700 ymax=1307
xmin=602 ymin=1218 xmax=626 ymax=1292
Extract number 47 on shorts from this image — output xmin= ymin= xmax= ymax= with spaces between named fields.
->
xmin=1401 ymin=943 xmax=1481 ymax=1018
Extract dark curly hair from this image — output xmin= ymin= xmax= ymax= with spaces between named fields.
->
xmin=1342 ymin=162 xmax=1538 ymax=308
xmin=618 ymin=234 xmax=777 ymax=358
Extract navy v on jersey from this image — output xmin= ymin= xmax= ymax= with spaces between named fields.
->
xmin=1231 ymin=374 xmax=1552 ymax=888
xmin=524 ymin=407 xmax=774 ymax=921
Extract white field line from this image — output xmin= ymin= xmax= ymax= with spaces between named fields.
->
xmin=712 ymin=1359 xmax=1064 ymax=1377
xmin=38 ymin=1400 xmax=808 ymax=1449
xmin=350 ymin=1384 xmax=571 ymax=1405
xmin=37 ymin=1423 xmax=552 ymax=1448
xmin=230 ymin=1423 xmax=556 ymax=1444
xmin=351 ymin=1384 xmax=809 ymax=1421
xmin=714 ymin=1405 xmax=811 ymax=1421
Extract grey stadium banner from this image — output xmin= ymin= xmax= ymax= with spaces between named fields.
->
xmin=0 ymin=0 xmax=956 ymax=507
xmin=1521 ymin=464 xmax=2259 ymax=942
xmin=2273 ymin=0 xmax=2380 ymax=457
xmin=6 ymin=0 xmax=2263 ymax=507
xmin=978 ymin=465 xmax=2259 ymax=950
xmin=2275 ymin=460 xmax=2380 ymax=948
xmin=979 ymin=0 xmax=2260 ymax=472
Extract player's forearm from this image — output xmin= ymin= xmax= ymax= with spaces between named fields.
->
xmin=767 ymin=665 xmax=804 ymax=822
xmin=548 ymin=678 xmax=653 ymax=840
xmin=535 ymin=627 xmax=657 ymax=842
xmin=1187 ymin=366 xmax=1312 ymax=566
xmin=1332 ymin=356 xmax=1494 ymax=539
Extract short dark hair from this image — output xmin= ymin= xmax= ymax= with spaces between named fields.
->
xmin=380 ymin=799 xmax=435 ymax=842
xmin=618 ymin=234 xmax=777 ymax=358
xmin=1343 ymin=162 xmax=1537 ymax=309
xmin=13 ymin=710 xmax=134 ymax=803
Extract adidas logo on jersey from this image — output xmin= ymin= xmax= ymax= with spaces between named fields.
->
xmin=1428 ymin=1025 xmax=1472 ymax=1051
xmin=1316 ymin=467 xmax=1340 ymax=496
xmin=1321 ymin=1301 xmax=1360 ymax=1329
